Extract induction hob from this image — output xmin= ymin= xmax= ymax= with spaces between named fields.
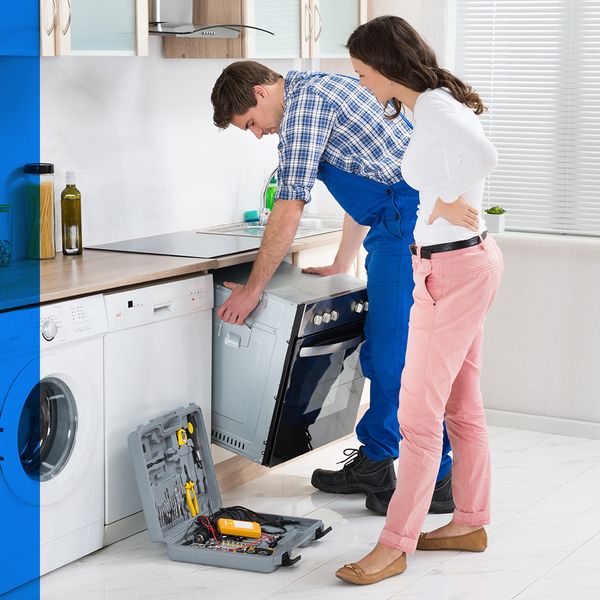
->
xmin=87 ymin=230 xmax=262 ymax=259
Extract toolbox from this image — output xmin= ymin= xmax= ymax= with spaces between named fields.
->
xmin=128 ymin=403 xmax=331 ymax=572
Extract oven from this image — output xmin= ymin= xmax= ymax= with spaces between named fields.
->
xmin=211 ymin=262 xmax=367 ymax=467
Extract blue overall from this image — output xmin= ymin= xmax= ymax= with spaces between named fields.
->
xmin=317 ymin=162 xmax=453 ymax=482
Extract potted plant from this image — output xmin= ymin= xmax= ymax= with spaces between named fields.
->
xmin=484 ymin=206 xmax=506 ymax=233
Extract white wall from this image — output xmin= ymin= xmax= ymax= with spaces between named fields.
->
xmin=482 ymin=234 xmax=600 ymax=438
xmin=40 ymin=39 xmax=338 ymax=246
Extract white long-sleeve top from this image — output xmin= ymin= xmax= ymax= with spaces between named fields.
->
xmin=401 ymin=88 xmax=498 ymax=246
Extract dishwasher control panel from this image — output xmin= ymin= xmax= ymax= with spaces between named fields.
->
xmin=104 ymin=275 xmax=214 ymax=331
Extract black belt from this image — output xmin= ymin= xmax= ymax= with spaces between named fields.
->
xmin=410 ymin=231 xmax=488 ymax=259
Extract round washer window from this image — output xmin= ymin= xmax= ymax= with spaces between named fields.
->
xmin=18 ymin=376 xmax=78 ymax=482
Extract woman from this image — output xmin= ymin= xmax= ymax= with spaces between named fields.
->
xmin=336 ymin=16 xmax=504 ymax=585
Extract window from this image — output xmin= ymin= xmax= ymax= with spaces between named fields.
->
xmin=454 ymin=0 xmax=600 ymax=236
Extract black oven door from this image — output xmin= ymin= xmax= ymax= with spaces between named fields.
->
xmin=266 ymin=321 xmax=365 ymax=466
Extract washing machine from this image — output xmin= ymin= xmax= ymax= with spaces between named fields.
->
xmin=0 ymin=295 xmax=106 ymax=594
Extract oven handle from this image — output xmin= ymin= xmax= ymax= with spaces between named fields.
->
xmin=299 ymin=334 xmax=364 ymax=358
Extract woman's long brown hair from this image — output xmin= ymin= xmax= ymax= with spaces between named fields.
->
xmin=347 ymin=16 xmax=486 ymax=117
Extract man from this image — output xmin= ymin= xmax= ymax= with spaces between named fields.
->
xmin=211 ymin=61 xmax=478 ymax=515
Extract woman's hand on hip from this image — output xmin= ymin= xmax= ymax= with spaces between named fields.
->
xmin=428 ymin=195 xmax=479 ymax=231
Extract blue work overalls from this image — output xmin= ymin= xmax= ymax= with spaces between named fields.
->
xmin=317 ymin=162 xmax=452 ymax=482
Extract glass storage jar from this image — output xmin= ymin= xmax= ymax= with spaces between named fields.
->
xmin=24 ymin=163 xmax=55 ymax=259
xmin=0 ymin=204 xmax=12 ymax=267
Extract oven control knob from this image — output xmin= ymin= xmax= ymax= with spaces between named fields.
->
xmin=313 ymin=314 xmax=323 ymax=326
xmin=354 ymin=302 xmax=364 ymax=314
xmin=41 ymin=319 xmax=58 ymax=341
xmin=322 ymin=312 xmax=331 ymax=324
xmin=364 ymin=301 xmax=369 ymax=312
xmin=330 ymin=310 xmax=339 ymax=321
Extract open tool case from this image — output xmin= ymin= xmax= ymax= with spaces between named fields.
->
xmin=128 ymin=404 xmax=331 ymax=572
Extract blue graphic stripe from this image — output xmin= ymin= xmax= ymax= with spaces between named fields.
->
xmin=1 ymin=1 xmax=41 ymax=598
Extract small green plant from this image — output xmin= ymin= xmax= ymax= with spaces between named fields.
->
xmin=484 ymin=206 xmax=505 ymax=215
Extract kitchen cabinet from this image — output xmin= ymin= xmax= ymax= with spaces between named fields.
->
xmin=164 ymin=0 xmax=367 ymax=59
xmin=39 ymin=0 xmax=148 ymax=57
xmin=244 ymin=0 xmax=369 ymax=59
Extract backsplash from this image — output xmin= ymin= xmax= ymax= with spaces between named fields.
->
xmin=40 ymin=38 xmax=338 ymax=246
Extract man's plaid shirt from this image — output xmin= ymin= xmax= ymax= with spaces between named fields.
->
xmin=276 ymin=70 xmax=413 ymax=203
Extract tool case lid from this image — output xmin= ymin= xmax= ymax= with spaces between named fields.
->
xmin=128 ymin=403 xmax=222 ymax=544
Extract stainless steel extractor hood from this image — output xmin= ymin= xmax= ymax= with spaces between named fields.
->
xmin=150 ymin=0 xmax=274 ymax=39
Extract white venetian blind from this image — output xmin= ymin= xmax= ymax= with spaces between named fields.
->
xmin=454 ymin=0 xmax=600 ymax=236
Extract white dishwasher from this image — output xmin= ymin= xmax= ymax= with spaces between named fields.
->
xmin=103 ymin=274 xmax=213 ymax=545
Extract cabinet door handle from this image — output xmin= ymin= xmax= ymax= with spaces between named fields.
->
xmin=313 ymin=4 xmax=322 ymax=42
xmin=61 ymin=0 xmax=72 ymax=35
xmin=304 ymin=2 xmax=313 ymax=42
xmin=44 ymin=0 xmax=57 ymax=36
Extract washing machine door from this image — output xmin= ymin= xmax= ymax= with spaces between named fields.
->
xmin=0 ymin=354 xmax=97 ymax=506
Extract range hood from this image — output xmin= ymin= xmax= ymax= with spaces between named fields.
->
xmin=150 ymin=0 xmax=274 ymax=39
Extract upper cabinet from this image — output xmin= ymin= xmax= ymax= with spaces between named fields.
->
xmin=311 ymin=0 xmax=367 ymax=59
xmin=40 ymin=0 xmax=148 ymax=56
xmin=163 ymin=0 xmax=367 ymax=59
xmin=244 ymin=0 xmax=369 ymax=59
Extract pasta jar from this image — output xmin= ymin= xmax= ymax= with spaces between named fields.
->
xmin=24 ymin=162 xmax=56 ymax=259
xmin=0 ymin=204 xmax=12 ymax=267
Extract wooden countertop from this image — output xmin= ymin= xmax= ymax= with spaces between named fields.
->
xmin=0 ymin=231 xmax=342 ymax=311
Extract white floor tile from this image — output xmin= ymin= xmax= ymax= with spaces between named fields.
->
xmin=39 ymin=427 xmax=600 ymax=600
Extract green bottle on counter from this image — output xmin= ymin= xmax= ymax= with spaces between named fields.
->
xmin=265 ymin=174 xmax=277 ymax=211
xmin=61 ymin=171 xmax=83 ymax=255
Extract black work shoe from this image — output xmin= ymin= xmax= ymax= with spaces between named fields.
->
xmin=311 ymin=447 xmax=396 ymax=494
xmin=428 ymin=470 xmax=455 ymax=514
xmin=365 ymin=471 xmax=455 ymax=516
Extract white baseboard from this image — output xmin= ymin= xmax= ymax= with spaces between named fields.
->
xmin=485 ymin=409 xmax=600 ymax=440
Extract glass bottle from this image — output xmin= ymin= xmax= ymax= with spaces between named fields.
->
xmin=24 ymin=163 xmax=55 ymax=259
xmin=61 ymin=171 xmax=83 ymax=255
xmin=0 ymin=204 xmax=12 ymax=267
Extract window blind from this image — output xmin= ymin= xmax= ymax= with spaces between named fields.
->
xmin=454 ymin=0 xmax=600 ymax=236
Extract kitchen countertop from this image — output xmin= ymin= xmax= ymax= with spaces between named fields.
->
xmin=0 ymin=231 xmax=342 ymax=310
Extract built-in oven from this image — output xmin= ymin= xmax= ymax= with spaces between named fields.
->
xmin=211 ymin=262 xmax=367 ymax=467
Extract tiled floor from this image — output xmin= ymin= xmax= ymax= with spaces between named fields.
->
xmin=41 ymin=426 xmax=600 ymax=599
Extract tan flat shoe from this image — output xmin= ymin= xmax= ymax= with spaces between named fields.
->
xmin=335 ymin=553 xmax=407 ymax=585
xmin=417 ymin=527 xmax=487 ymax=552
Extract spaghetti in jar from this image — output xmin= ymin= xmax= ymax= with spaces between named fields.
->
xmin=24 ymin=162 xmax=55 ymax=259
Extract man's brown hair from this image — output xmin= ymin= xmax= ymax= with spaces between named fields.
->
xmin=211 ymin=61 xmax=283 ymax=129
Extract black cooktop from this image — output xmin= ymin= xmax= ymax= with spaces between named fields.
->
xmin=87 ymin=230 xmax=262 ymax=259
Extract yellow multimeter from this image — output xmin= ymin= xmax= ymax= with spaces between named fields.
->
xmin=217 ymin=518 xmax=262 ymax=539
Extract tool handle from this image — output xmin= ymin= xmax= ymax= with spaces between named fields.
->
xmin=185 ymin=481 xmax=199 ymax=516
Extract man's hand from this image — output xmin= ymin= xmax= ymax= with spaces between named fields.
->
xmin=217 ymin=282 xmax=262 ymax=325
xmin=217 ymin=199 xmax=304 ymax=326
xmin=428 ymin=195 xmax=479 ymax=231
xmin=302 ymin=263 xmax=347 ymax=277
xmin=301 ymin=213 xmax=366 ymax=278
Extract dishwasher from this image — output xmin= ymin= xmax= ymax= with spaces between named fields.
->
xmin=103 ymin=274 xmax=213 ymax=545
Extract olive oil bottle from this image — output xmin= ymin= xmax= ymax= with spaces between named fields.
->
xmin=61 ymin=171 xmax=83 ymax=255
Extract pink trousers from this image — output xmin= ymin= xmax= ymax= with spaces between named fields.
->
xmin=379 ymin=235 xmax=503 ymax=554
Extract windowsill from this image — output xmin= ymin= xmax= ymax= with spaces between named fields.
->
xmin=491 ymin=230 xmax=600 ymax=249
